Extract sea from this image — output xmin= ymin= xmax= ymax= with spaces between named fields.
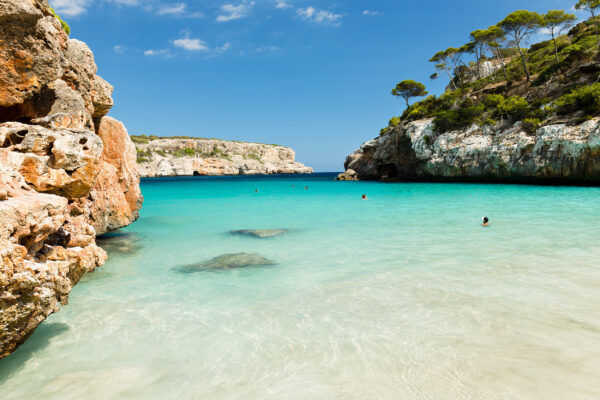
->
xmin=1 ymin=173 xmax=599 ymax=399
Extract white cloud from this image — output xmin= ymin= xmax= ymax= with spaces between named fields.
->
xmin=362 ymin=10 xmax=382 ymax=16
xmin=187 ymin=11 xmax=205 ymax=18
xmin=275 ymin=0 xmax=292 ymax=9
xmin=109 ymin=0 xmax=140 ymax=5
xmin=113 ymin=45 xmax=126 ymax=54
xmin=144 ymin=49 xmax=171 ymax=57
xmin=217 ymin=1 xmax=255 ymax=22
xmin=215 ymin=42 xmax=232 ymax=53
xmin=297 ymin=6 xmax=342 ymax=25
xmin=158 ymin=2 xmax=187 ymax=15
xmin=173 ymin=36 xmax=208 ymax=51
xmin=49 ymin=0 xmax=90 ymax=16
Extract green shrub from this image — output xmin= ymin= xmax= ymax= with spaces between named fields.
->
xmin=433 ymin=104 xmax=484 ymax=132
xmin=50 ymin=8 xmax=70 ymax=35
xmin=131 ymin=136 xmax=149 ymax=144
xmin=496 ymin=96 xmax=529 ymax=120
xmin=555 ymin=83 xmax=600 ymax=116
xmin=521 ymin=118 xmax=541 ymax=134
xmin=389 ymin=116 xmax=401 ymax=127
xmin=482 ymin=94 xmax=505 ymax=110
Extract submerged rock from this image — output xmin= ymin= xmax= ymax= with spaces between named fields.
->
xmin=176 ymin=253 xmax=276 ymax=273
xmin=96 ymin=232 xmax=141 ymax=255
xmin=229 ymin=229 xmax=289 ymax=238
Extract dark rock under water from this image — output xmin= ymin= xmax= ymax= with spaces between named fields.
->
xmin=176 ymin=253 xmax=276 ymax=273
xmin=96 ymin=232 xmax=142 ymax=255
xmin=229 ymin=229 xmax=290 ymax=238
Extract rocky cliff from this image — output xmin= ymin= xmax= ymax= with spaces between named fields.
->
xmin=0 ymin=0 xmax=142 ymax=358
xmin=134 ymin=137 xmax=313 ymax=177
xmin=341 ymin=118 xmax=600 ymax=184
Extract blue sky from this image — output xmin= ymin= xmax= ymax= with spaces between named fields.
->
xmin=50 ymin=0 xmax=584 ymax=171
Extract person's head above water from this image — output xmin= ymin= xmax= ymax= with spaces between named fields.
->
xmin=482 ymin=216 xmax=489 ymax=224
xmin=362 ymin=194 xmax=367 ymax=199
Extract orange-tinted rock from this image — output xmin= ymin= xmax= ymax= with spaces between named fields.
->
xmin=0 ymin=0 xmax=141 ymax=359
xmin=90 ymin=117 xmax=143 ymax=234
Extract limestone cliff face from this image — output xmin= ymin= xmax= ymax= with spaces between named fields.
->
xmin=342 ymin=118 xmax=600 ymax=184
xmin=0 ymin=0 xmax=142 ymax=358
xmin=135 ymin=138 xmax=313 ymax=177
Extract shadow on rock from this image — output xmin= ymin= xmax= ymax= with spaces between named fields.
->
xmin=0 ymin=322 xmax=70 ymax=385
xmin=175 ymin=253 xmax=276 ymax=273
xmin=229 ymin=229 xmax=291 ymax=239
xmin=96 ymin=232 xmax=142 ymax=256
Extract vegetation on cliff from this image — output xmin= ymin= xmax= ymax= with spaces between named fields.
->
xmin=50 ymin=8 xmax=70 ymax=35
xmin=382 ymin=2 xmax=600 ymax=136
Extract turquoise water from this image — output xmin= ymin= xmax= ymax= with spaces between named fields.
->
xmin=1 ymin=173 xmax=600 ymax=399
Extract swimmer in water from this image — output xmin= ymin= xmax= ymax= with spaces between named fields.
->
xmin=255 ymin=189 xmax=259 ymax=193
xmin=482 ymin=216 xmax=490 ymax=227
xmin=362 ymin=194 xmax=368 ymax=200
xmin=304 ymin=186 xmax=309 ymax=190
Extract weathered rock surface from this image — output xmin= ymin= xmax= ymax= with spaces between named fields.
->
xmin=89 ymin=117 xmax=143 ymax=235
xmin=0 ymin=0 xmax=143 ymax=359
xmin=135 ymin=138 xmax=313 ymax=177
xmin=229 ymin=229 xmax=289 ymax=238
xmin=342 ymin=118 xmax=600 ymax=184
xmin=176 ymin=253 xmax=276 ymax=273
xmin=335 ymin=169 xmax=358 ymax=181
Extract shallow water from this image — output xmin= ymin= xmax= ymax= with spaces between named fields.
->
xmin=1 ymin=173 xmax=600 ymax=399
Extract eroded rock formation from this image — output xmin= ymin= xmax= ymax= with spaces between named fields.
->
xmin=135 ymin=138 xmax=313 ymax=177
xmin=0 ymin=0 xmax=142 ymax=358
xmin=342 ymin=118 xmax=600 ymax=184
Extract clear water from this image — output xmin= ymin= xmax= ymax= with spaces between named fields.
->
xmin=1 ymin=173 xmax=599 ymax=399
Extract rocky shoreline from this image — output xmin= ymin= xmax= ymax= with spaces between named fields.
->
xmin=134 ymin=137 xmax=313 ymax=177
xmin=340 ymin=118 xmax=600 ymax=185
xmin=0 ymin=0 xmax=142 ymax=358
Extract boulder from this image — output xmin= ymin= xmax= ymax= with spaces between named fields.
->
xmin=176 ymin=253 xmax=276 ymax=273
xmin=336 ymin=169 xmax=358 ymax=181
xmin=88 ymin=117 xmax=143 ymax=235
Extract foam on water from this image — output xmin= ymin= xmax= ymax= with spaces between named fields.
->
xmin=1 ymin=173 xmax=599 ymax=399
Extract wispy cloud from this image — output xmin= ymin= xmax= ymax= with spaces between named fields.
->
xmin=113 ymin=45 xmax=126 ymax=54
xmin=256 ymin=46 xmax=279 ymax=52
xmin=275 ymin=0 xmax=292 ymax=9
xmin=158 ymin=2 xmax=187 ymax=15
xmin=362 ymin=10 xmax=382 ymax=16
xmin=173 ymin=36 xmax=208 ymax=51
xmin=297 ymin=6 xmax=343 ymax=25
xmin=144 ymin=49 xmax=171 ymax=57
xmin=50 ymin=0 xmax=201 ymax=17
xmin=49 ymin=0 xmax=90 ymax=16
xmin=217 ymin=1 xmax=255 ymax=22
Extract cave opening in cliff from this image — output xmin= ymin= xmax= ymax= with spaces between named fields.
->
xmin=0 ymin=86 xmax=55 ymax=125
xmin=193 ymin=171 xmax=201 ymax=176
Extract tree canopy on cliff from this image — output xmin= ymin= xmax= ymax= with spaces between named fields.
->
xmin=391 ymin=80 xmax=428 ymax=107
xmin=542 ymin=10 xmax=577 ymax=62
xmin=575 ymin=0 xmax=600 ymax=48
xmin=380 ymin=1 xmax=600 ymax=136
xmin=498 ymin=10 xmax=545 ymax=82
